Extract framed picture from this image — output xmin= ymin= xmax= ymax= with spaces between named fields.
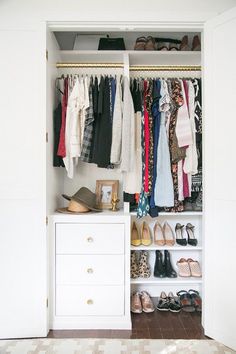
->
xmin=96 ymin=180 xmax=119 ymax=210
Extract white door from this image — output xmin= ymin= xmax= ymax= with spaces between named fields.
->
xmin=0 ymin=27 xmax=47 ymax=338
xmin=204 ymin=7 xmax=236 ymax=350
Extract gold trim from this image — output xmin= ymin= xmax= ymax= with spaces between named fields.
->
xmin=130 ymin=65 xmax=201 ymax=72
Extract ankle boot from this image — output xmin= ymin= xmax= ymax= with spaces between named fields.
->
xmin=164 ymin=250 xmax=177 ymax=278
xmin=138 ymin=250 xmax=151 ymax=278
xmin=154 ymin=250 xmax=166 ymax=278
xmin=130 ymin=251 xmax=139 ymax=278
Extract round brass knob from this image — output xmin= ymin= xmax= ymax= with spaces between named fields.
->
xmin=87 ymin=268 xmax=93 ymax=274
xmin=87 ymin=237 xmax=94 ymax=243
xmin=87 ymin=299 xmax=93 ymax=305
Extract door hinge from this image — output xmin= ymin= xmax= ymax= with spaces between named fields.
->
xmin=46 ymin=216 xmax=48 ymax=226
xmin=46 ymin=298 xmax=48 ymax=308
xmin=46 ymin=49 xmax=48 ymax=61
xmin=46 ymin=132 xmax=48 ymax=143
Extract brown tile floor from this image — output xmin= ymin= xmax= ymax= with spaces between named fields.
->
xmin=48 ymin=311 xmax=209 ymax=339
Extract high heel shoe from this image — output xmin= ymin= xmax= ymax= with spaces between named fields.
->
xmin=163 ymin=222 xmax=175 ymax=246
xmin=187 ymin=258 xmax=202 ymax=277
xmin=186 ymin=223 xmax=198 ymax=246
xmin=131 ymin=221 xmax=141 ymax=246
xmin=153 ymin=222 xmax=165 ymax=246
xmin=175 ymin=223 xmax=187 ymax=246
xmin=141 ymin=221 xmax=152 ymax=246
xmin=192 ymin=35 xmax=201 ymax=51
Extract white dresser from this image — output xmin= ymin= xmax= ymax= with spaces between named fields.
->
xmin=50 ymin=212 xmax=131 ymax=330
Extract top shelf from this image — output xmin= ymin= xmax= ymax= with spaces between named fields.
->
xmin=58 ymin=50 xmax=201 ymax=67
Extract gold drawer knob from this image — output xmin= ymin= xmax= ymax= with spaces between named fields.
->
xmin=87 ymin=299 xmax=93 ymax=305
xmin=87 ymin=268 xmax=93 ymax=274
xmin=87 ymin=237 xmax=94 ymax=243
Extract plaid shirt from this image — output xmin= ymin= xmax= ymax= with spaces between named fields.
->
xmin=80 ymin=81 xmax=94 ymax=162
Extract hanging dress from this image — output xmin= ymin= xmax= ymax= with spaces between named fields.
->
xmin=154 ymin=79 xmax=174 ymax=207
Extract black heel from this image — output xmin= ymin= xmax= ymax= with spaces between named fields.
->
xmin=186 ymin=223 xmax=198 ymax=246
xmin=175 ymin=223 xmax=187 ymax=246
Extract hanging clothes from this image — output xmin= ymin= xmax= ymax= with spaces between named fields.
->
xmin=154 ymin=79 xmax=174 ymax=207
xmin=53 ymin=102 xmax=65 ymax=167
xmin=94 ymin=76 xmax=113 ymax=168
xmin=123 ymin=78 xmax=142 ymax=194
xmin=110 ymin=78 xmax=123 ymax=165
xmin=57 ymin=77 xmax=68 ymax=158
xmin=121 ymin=77 xmax=135 ymax=172
xmin=80 ymin=78 xmax=94 ymax=163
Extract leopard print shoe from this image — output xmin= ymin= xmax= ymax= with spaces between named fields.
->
xmin=130 ymin=251 xmax=139 ymax=278
xmin=139 ymin=250 xmax=151 ymax=278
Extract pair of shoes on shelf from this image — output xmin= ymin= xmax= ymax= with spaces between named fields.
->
xmin=180 ymin=35 xmax=201 ymax=51
xmin=155 ymin=38 xmax=181 ymax=51
xmin=131 ymin=291 xmax=155 ymax=313
xmin=154 ymin=221 xmax=175 ymax=246
xmin=177 ymin=289 xmax=202 ymax=312
xmin=177 ymin=258 xmax=202 ymax=277
xmin=131 ymin=250 xmax=151 ymax=278
xmin=131 ymin=221 xmax=152 ymax=246
xmin=134 ymin=36 xmax=156 ymax=50
xmin=184 ymin=192 xmax=202 ymax=211
xmin=156 ymin=291 xmax=181 ymax=312
xmin=175 ymin=223 xmax=198 ymax=246
xmin=154 ymin=250 xmax=177 ymax=278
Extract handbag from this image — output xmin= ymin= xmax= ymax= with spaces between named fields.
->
xmin=98 ymin=36 xmax=125 ymax=50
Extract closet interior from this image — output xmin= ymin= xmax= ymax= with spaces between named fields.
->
xmin=47 ymin=27 xmax=203 ymax=337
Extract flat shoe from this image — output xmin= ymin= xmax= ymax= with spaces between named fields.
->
xmin=140 ymin=291 xmax=155 ymax=313
xmin=156 ymin=291 xmax=169 ymax=311
xmin=131 ymin=292 xmax=142 ymax=313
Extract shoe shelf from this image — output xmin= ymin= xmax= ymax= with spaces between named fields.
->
xmin=130 ymin=245 xmax=202 ymax=251
xmin=59 ymin=50 xmax=201 ymax=67
xmin=131 ymin=276 xmax=203 ymax=285
xmin=130 ymin=211 xmax=202 ymax=216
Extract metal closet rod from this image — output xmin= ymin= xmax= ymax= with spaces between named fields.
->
xmin=56 ymin=63 xmax=201 ymax=71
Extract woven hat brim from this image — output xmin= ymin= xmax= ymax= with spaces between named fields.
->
xmin=61 ymin=194 xmax=101 ymax=212
xmin=56 ymin=207 xmax=91 ymax=214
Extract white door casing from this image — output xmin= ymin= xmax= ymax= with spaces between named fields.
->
xmin=0 ymin=27 xmax=47 ymax=338
xmin=204 ymin=7 xmax=236 ymax=350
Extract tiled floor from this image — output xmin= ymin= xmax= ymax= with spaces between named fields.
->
xmin=48 ymin=311 xmax=208 ymax=339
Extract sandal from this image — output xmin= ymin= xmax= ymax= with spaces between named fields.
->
xmin=187 ymin=258 xmax=202 ymax=277
xmin=177 ymin=290 xmax=195 ymax=312
xmin=176 ymin=258 xmax=191 ymax=277
xmin=134 ymin=36 xmax=147 ymax=50
xmin=188 ymin=289 xmax=202 ymax=312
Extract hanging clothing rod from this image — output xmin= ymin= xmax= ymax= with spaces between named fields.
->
xmin=130 ymin=65 xmax=201 ymax=72
xmin=56 ymin=63 xmax=201 ymax=71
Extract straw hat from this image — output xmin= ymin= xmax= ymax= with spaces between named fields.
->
xmin=57 ymin=187 xmax=101 ymax=214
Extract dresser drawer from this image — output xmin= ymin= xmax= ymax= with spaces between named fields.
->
xmin=56 ymin=223 xmax=124 ymax=255
xmin=56 ymin=285 xmax=124 ymax=316
xmin=56 ymin=255 xmax=124 ymax=285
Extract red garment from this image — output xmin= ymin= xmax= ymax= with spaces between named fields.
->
xmin=183 ymin=161 xmax=190 ymax=198
xmin=57 ymin=78 xmax=68 ymax=157
xmin=144 ymin=80 xmax=149 ymax=193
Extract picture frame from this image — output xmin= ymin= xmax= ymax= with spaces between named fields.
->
xmin=95 ymin=180 xmax=119 ymax=210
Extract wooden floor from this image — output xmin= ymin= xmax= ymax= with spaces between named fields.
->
xmin=48 ymin=311 xmax=208 ymax=339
